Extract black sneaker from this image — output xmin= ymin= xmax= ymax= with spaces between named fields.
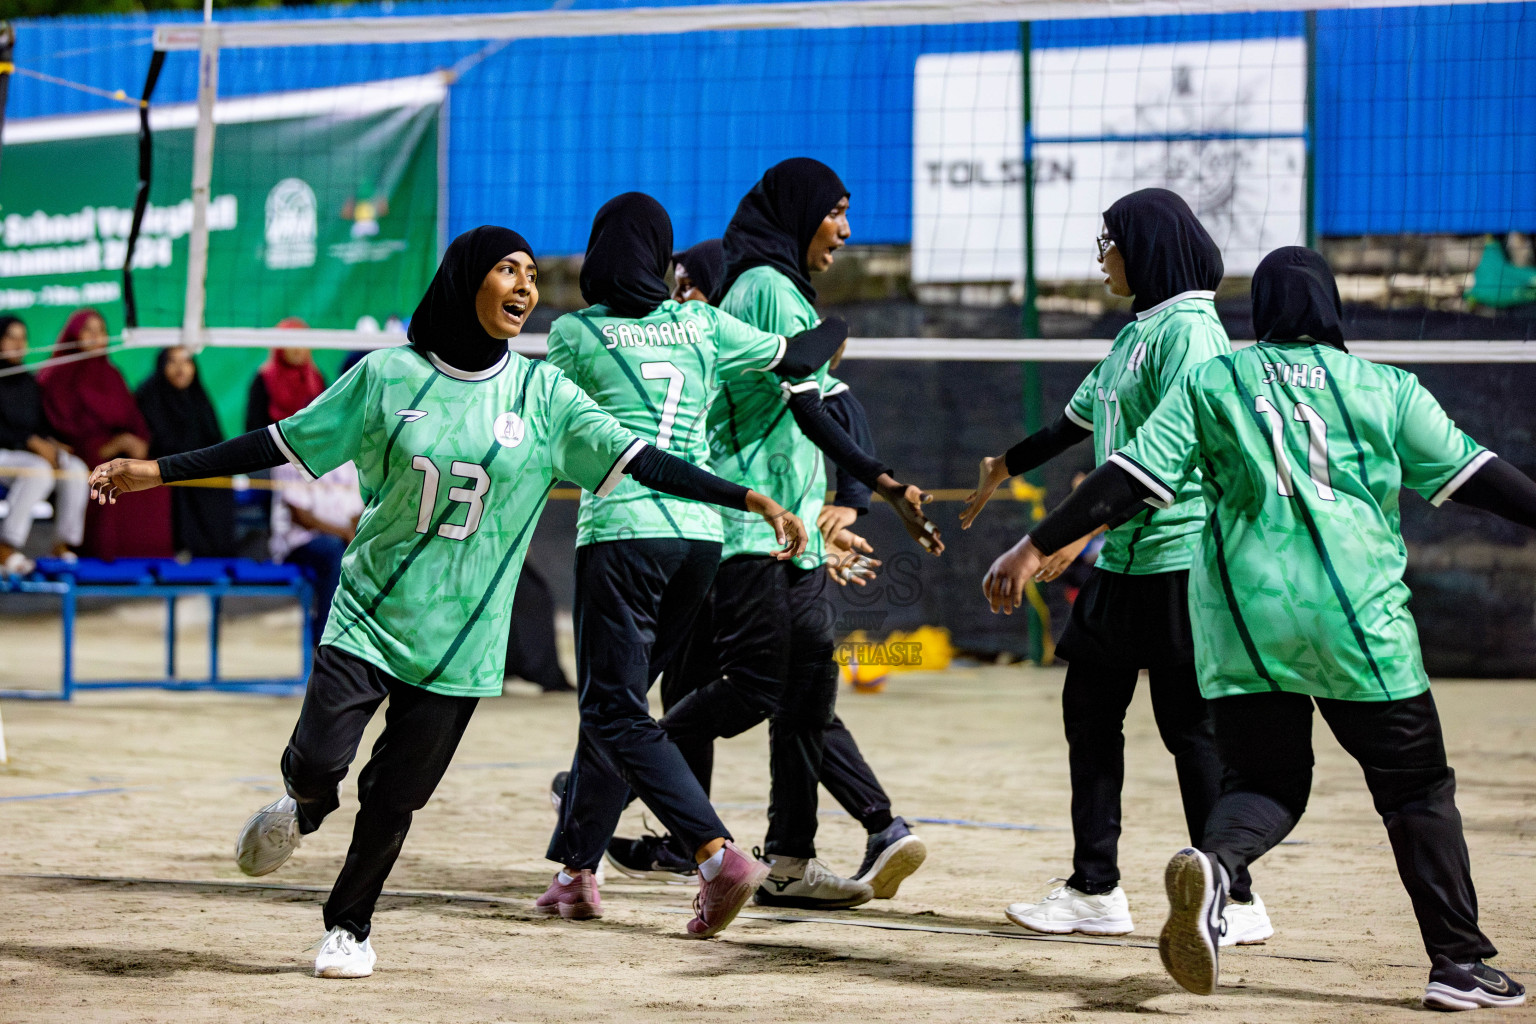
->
xmin=604 ymin=833 xmax=698 ymax=882
xmin=549 ymin=771 xmax=569 ymax=817
xmin=852 ymin=817 xmax=927 ymax=899
xmin=1424 ymin=955 xmax=1526 ymax=1010
xmin=1158 ymin=848 xmax=1227 ymax=996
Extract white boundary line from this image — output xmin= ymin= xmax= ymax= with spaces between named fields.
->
xmin=151 ymin=0 xmax=1528 ymax=51
xmin=121 ymin=328 xmax=1536 ymax=364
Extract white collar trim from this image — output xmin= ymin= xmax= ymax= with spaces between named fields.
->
xmin=425 ymin=347 xmax=509 ymax=381
xmin=1135 ymin=290 xmax=1216 ymax=321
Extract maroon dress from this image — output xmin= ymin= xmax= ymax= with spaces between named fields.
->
xmin=38 ymin=312 xmax=173 ymax=559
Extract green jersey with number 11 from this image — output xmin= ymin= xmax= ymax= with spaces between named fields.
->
xmin=546 ymin=299 xmax=787 ymax=547
xmin=269 ymin=346 xmax=643 ymax=698
xmin=1114 ymin=342 xmax=1489 ymax=703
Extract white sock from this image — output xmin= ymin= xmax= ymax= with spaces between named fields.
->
xmin=698 ymin=848 xmax=726 ymax=881
xmin=557 ymin=870 xmax=574 ymax=885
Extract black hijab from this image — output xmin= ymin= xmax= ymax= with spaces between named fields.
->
xmin=135 ymin=348 xmax=224 ymax=458
xmin=672 ymin=238 xmax=724 ymax=305
xmin=1251 ymin=246 xmax=1347 ymax=350
xmin=718 ymin=157 xmax=848 ymax=304
xmin=408 ymin=225 xmax=535 ymax=373
xmin=579 ymin=192 xmax=673 ymax=318
xmin=1102 ymin=188 xmax=1224 ymax=315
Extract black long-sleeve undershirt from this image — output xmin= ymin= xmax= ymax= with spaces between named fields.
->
xmin=625 ymin=444 xmax=749 ymax=510
xmin=774 ymin=316 xmax=848 ymax=380
xmin=1450 ymin=456 xmax=1536 ymax=529
xmin=157 ymin=429 xmax=749 ymax=511
xmin=782 ymin=383 xmax=891 ymax=493
xmin=159 ymin=427 xmax=283 ymax=482
xmin=1028 ymin=462 xmax=1154 ymax=555
xmin=1028 ymin=452 xmax=1536 ymax=557
xmin=1004 ymin=413 xmax=1092 ymax=477
xmin=825 ymin=388 xmax=875 ymax=513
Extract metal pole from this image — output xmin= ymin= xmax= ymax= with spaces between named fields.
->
xmin=1019 ymin=21 xmax=1047 ymax=665
xmin=1304 ymin=9 xmax=1318 ymax=249
xmin=182 ymin=27 xmax=219 ymax=351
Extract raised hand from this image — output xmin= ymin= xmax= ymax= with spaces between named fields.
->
xmin=1033 ymin=533 xmax=1093 ymax=582
xmin=959 ymin=455 xmax=1010 ymax=530
xmin=88 ymin=458 xmax=163 ymax=505
xmin=876 ymin=476 xmax=944 ymax=555
xmin=746 ymin=490 xmax=809 ymax=561
xmin=982 ymin=536 xmax=1043 ymax=614
xmin=825 ymin=527 xmax=880 ymax=586
xmin=816 ymin=504 xmax=859 ymax=545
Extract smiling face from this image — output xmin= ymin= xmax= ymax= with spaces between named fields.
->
xmin=0 ymin=320 xmax=26 ymax=364
xmin=475 ymin=252 xmax=538 ymax=339
xmin=806 ymin=196 xmax=850 ymax=274
xmin=1098 ymin=228 xmax=1132 ymax=298
xmin=164 ymin=346 xmax=196 ymax=390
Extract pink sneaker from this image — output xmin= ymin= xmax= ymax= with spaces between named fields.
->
xmin=536 ymin=870 xmax=602 ymax=920
xmin=687 ymin=841 xmax=769 ymax=938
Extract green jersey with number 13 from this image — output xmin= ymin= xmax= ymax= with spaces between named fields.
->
xmin=1114 ymin=342 xmax=1489 ymax=703
xmin=268 ymin=346 xmax=643 ymax=698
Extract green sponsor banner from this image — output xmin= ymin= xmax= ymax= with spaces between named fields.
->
xmin=0 ymin=78 xmax=442 ymax=438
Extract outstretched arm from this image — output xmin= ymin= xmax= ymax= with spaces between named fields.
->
xmin=774 ymin=316 xmax=849 ymax=379
xmin=1449 ymin=457 xmax=1536 ymax=529
xmin=824 ymin=388 xmax=875 ymax=515
xmin=88 ymin=428 xmax=287 ymax=502
xmin=960 ymin=413 xmax=1092 ymax=529
xmin=783 ymin=384 xmax=943 ymax=555
xmin=624 ymin=444 xmax=808 ymax=560
xmin=982 ymin=461 xmax=1154 ymax=614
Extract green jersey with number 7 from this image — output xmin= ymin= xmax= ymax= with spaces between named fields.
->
xmin=268 ymin=346 xmax=643 ymax=698
xmin=545 ymin=298 xmax=788 ymax=548
xmin=1112 ymin=341 xmax=1489 ymax=703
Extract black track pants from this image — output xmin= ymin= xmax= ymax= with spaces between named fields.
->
xmin=1202 ymin=689 xmax=1494 ymax=963
xmin=660 ymin=555 xmax=838 ymax=858
xmin=280 ymin=645 xmax=477 ymax=941
xmin=546 ymin=539 xmax=730 ymax=870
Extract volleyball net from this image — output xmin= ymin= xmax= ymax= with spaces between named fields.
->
xmin=2 ymin=0 xmax=1534 ymax=663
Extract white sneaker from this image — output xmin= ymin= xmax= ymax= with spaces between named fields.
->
xmin=1005 ymin=880 xmax=1134 ymax=935
xmin=2 ymin=551 xmax=35 ymax=577
xmin=313 ymin=926 xmax=376 ymax=979
xmin=753 ymin=853 xmax=874 ymax=909
xmin=235 ymin=795 xmax=301 ymax=876
xmin=1220 ymin=892 xmax=1274 ymax=946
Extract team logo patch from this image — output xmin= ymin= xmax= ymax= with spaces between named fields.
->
xmin=395 ymin=409 xmax=428 ymax=422
xmin=493 ymin=411 xmax=526 ymax=448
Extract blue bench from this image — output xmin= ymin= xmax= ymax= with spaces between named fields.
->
xmin=0 ymin=557 xmax=313 ymax=700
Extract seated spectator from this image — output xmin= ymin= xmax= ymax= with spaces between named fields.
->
xmin=245 ymin=320 xmax=325 ymax=433
xmin=0 ymin=315 xmax=87 ymax=575
xmin=136 ymin=346 xmax=236 ymax=557
xmin=270 ymin=461 xmax=362 ymax=645
xmin=38 ymin=308 xmax=171 ymax=558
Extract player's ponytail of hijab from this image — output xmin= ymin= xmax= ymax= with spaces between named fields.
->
xmin=578 ymin=192 xmax=674 ymax=318
xmin=1251 ymin=246 xmax=1347 ymax=351
xmin=1101 ymin=188 xmax=1223 ymax=315
xmin=408 ymin=225 xmax=535 ymax=373
xmin=718 ymin=157 xmax=848 ymax=304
